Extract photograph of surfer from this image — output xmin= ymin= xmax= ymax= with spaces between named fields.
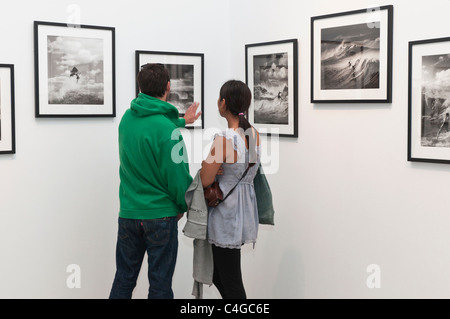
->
xmin=321 ymin=22 xmax=380 ymax=90
xmin=420 ymin=54 xmax=450 ymax=147
xmin=253 ymin=52 xmax=289 ymax=125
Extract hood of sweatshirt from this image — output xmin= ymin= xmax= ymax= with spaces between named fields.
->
xmin=130 ymin=93 xmax=185 ymax=128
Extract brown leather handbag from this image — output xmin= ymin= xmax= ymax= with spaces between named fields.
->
xmin=203 ymin=181 xmax=224 ymax=208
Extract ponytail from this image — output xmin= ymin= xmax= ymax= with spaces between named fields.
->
xmin=239 ymin=113 xmax=257 ymax=166
xmin=220 ymin=80 xmax=257 ymax=166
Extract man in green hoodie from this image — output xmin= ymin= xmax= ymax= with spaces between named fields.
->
xmin=109 ymin=63 xmax=201 ymax=299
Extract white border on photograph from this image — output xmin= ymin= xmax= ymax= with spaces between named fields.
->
xmin=0 ymin=66 xmax=13 ymax=153
xmin=410 ymin=40 xmax=450 ymax=162
xmin=247 ymin=42 xmax=296 ymax=136
xmin=36 ymin=23 xmax=114 ymax=116
xmin=312 ymin=9 xmax=389 ymax=101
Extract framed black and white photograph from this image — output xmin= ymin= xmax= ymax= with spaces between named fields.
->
xmin=311 ymin=5 xmax=393 ymax=103
xmin=135 ymin=51 xmax=204 ymax=129
xmin=408 ymin=37 xmax=450 ymax=164
xmin=34 ymin=21 xmax=116 ymax=117
xmin=0 ymin=64 xmax=15 ymax=154
xmin=246 ymin=39 xmax=298 ymax=138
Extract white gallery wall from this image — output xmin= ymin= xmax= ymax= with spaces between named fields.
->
xmin=1 ymin=0 xmax=450 ymax=298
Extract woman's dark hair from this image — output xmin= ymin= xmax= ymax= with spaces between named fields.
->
xmin=219 ymin=80 xmax=257 ymax=165
xmin=137 ymin=63 xmax=170 ymax=98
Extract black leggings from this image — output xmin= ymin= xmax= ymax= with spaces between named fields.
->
xmin=212 ymin=244 xmax=247 ymax=299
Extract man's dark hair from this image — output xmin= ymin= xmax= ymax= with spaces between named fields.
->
xmin=137 ymin=63 xmax=170 ymax=98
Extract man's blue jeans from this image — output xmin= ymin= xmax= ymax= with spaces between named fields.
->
xmin=109 ymin=217 xmax=178 ymax=299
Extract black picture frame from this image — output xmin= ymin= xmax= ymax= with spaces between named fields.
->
xmin=34 ymin=21 xmax=116 ymax=117
xmin=311 ymin=5 xmax=393 ymax=103
xmin=0 ymin=64 xmax=15 ymax=154
xmin=135 ymin=50 xmax=204 ymax=129
xmin=408 ymin=37 xmax=450 ymax=164
xmin=245 ymin=39 xmax=298 ymax=138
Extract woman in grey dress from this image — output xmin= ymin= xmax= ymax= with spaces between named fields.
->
xmin=200 ymin=80 xmax=260 ymax=299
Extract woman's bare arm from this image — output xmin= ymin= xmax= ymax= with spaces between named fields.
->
xmin=200 ymin=136 xmax=237 ymax=188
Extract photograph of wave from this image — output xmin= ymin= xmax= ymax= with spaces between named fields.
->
xmin=0 ymin=79 xmax=2 ymax=140
xmin=253 ymin=52 xmax=289 ymax=125
xmin=321 ymin=22 xmax=380 ymax=90
xmin=164 ymin=64 xmax=194 ymax=115
xmin=421 ymin=54 xmax=450 ymax=148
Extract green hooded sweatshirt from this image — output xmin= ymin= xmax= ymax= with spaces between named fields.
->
xmin=118 ymin=93 xmax=192 ymax=220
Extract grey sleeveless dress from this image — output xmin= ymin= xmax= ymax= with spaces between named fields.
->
xmin=207 ymin=130 xmax=260 ymax=249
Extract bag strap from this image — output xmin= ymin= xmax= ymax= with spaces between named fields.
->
xmin=220 ymin=164 xmax=251 ymax=203
xmin=219 ymin=142 xmax=251 ymax=204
